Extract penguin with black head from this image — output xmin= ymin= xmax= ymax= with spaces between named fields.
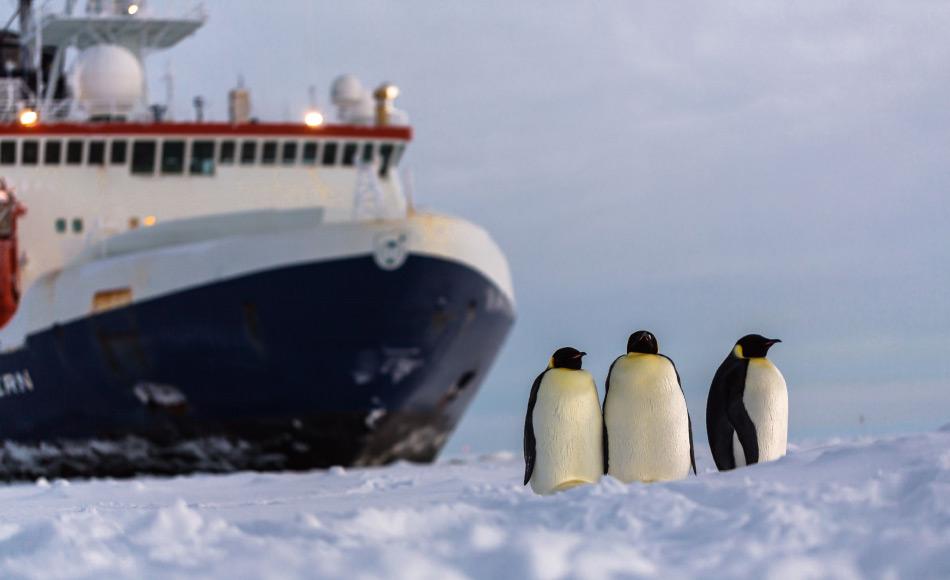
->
xmin=706 ymin=334 xmax=787 ymax=471
xmin=603 ymin=331 xmax=696 ymax=483
xmin=524 ymin=347 xmax=604 ymax=495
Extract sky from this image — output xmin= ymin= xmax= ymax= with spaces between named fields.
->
xmin=33 ymin=0 xmax=950 ymax=452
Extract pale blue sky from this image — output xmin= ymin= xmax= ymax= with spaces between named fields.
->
xmin=115 ymin=0 xmax=950 ymax=451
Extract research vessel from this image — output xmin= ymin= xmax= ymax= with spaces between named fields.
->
xmin=0 ymin=1 xmax=515 ymax=477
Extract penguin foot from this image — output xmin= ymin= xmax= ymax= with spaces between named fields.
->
xmin=551 ymin=479 xmax=591 ymax=492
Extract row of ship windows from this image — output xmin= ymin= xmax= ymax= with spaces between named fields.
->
xmin=0 ymin=138 xmax=405 ymax=177
xmin=55 ymin=217 xmax=84 ymax=234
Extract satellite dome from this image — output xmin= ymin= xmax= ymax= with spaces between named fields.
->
xmin=75 ymin=44 xmax=144 ymax=117
xmin=331 ymin=74 xmax=365 ymax=106
xmin=349 ymin=92 xmax=376 ymax=124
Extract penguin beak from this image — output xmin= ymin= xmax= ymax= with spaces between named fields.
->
xmin=766 ymin=339 xmax=782 ymax=346
xmin=576 ymin=352 xmax=587 ymax=358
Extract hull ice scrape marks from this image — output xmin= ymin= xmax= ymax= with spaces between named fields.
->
xmin=373 ymin=231 xmax=408 ymax=270
xmin=133 ymin=382 xmax=188 ymax=411
xmin=351 ymin=347 xmax=423 ymax=385
xmin=365 ymin=397 xmax=387 ymax=430
xmin=380 ymin=347 xmax=424 ymax=384
xmin=352 ymin=349 xmax=380 ymax=386
xmin=0 ymin=369 xmax=33 ymax=398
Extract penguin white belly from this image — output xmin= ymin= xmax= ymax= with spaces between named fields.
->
xmin=605 ymin=355 xmax=691 ymax=483
xmin=733 ymin=359 xmax=788 ymax=467
xmin=530 ymin=369 xmax=604 ymax=495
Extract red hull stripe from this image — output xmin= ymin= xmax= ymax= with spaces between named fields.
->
xmin=0 ymin=122 xmax=412 ymax=140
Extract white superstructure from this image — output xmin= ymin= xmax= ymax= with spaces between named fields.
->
xmin=0 ymin=0 xmax=514 ymax=350
xmin=3 ymin=122 xmax=412 ymax=289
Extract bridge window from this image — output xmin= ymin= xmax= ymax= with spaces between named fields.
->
xmin=302 ymin=142 xmax=318 ymax=164
xmin=72 ymin=218 xmax=83 ymax=233
xmin=342 ymin=142 xmax=358 ymax=166
xmin=378 ymin=143 xmax=394 ymax=177
xmin=219 ymin=140 xmax=236 ymax=164
xmin=22 ymin=140 xmax=38 ymax=165
xmin=55 ymin=218 xmax=66 ymax=233
xmin=131 ymin=141 xmax=157 ymax=175
xmin=190 ymin=140 xmax=215 ymax=176
xmin=322 ymin=141 xmax=338 ymax=166
xmin=261 ymin=140 xmax=277 ymax=165
xmin=0 ymin=141 xmax=15 ymax=165
xmin=361 ymin=142 xmax=374 ymax=163
xmin=240 ymin=140 xmax=257 ymax=164
xmin=88 ymin=140 xmax=105 ymax=165
xmin=161 ymin=140 xmax=185 ymax=174
xmin=282 ymin=141 xmax=297 ymax=165
xmin=66 ymin=140 xmax=83 ymax=164
xmin=44 ymin=140 xmax=62 ymax=164
xmin=110 ymin=140 xmax=128 ymax=165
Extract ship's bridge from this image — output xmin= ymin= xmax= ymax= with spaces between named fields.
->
xmin=0 ymin=122 xmax=410 ymax=180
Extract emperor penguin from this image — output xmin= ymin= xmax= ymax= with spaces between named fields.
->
xmin=706 ymin=334 xmax=787 ymax=471
xmin=524 ymin=347 xmax=604 ymax=495
xmin=603 ymin=331 xmax=696 ymax=483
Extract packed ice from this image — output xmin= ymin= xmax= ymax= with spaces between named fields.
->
xmin=0 ymin=428 xmax=947 ymax=579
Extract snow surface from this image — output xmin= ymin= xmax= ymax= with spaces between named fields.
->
xmin=0 ymin=429 xmax=948 ymax=579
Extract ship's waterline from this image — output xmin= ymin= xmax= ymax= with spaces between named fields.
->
xmin=0 ymin=250 xmax=514 ymax=478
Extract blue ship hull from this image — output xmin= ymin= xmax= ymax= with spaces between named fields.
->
xmin=0 ymin=255 xmax=514 ymax=478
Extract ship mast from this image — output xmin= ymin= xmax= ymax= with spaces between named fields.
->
xmin=17 ymin=1 xmax=33 ymax=73
xmin=5 ymin=1 xmax=206 ymax=122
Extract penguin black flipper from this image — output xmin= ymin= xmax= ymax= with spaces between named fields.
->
xmin=602 ymin=357 xmax=621 ymax=474
xmin=660 ymin=354 xmax=696 ymax=476
xmin=523 ymin=369 xmax=547 ymax=485
xmin=728 ymin=399 xmax=759 ymax=466
xmin=706 ymin=356 xmax=748 ymax=471
xmin=604 ymin=357 xmax=620 ymax=398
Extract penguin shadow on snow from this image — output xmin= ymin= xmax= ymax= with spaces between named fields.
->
xmin=523 ymin=332 xmax=789 ymax=495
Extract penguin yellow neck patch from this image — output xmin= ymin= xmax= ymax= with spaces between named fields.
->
xmin=733 ymin=345 xmax=745 ymax=359
xmin=548 ymin=357 xmax=555 ymax=369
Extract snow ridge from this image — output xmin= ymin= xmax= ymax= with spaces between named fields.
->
xmin=0 ymin=432 xmax=947 ymax=579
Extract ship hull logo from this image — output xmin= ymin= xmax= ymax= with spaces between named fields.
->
xmin=373 ymin=231 xmax=409 ymax=271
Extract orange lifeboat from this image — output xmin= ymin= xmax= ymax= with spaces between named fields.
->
xmin=0 ymin=180 xmax=25 ymax=328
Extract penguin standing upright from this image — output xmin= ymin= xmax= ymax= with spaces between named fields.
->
xmin=706 ymin=334 xmax=787 ymax=471
xmin=524 ymin=347 xmax=604 ymax=495
xmin=603 ymin=331 xmax=695 ymax=483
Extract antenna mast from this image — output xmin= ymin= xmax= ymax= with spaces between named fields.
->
xmin=17 ymin=1 xmax=32 ymax=72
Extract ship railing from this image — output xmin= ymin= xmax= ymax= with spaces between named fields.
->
xmin=1 ymin=98 xmax=162 ymax=123
xmin=41 ymin=99 xmax=72 ymax=120
xmin=72 ymin=0 xmax=206 ymax=21
xmin=0 ymin=79 xmax=31 ymax=122
xmin=352 ymin=160 xmax=409 ymax=222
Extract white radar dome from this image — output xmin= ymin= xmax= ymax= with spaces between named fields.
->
xmin=331 ymin=74 xmax=365 ymax=106
xmin=331 ymin=75 xmax=375 ymax=124
xmin=75 ymin=44 xmax=144 ymax=117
